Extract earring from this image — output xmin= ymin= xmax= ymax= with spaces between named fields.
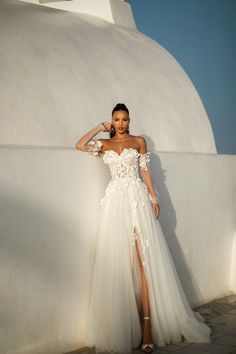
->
xmin=110 ymin=126 xmax=115 ymax=133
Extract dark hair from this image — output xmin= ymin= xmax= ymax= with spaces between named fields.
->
xmin=110 ymin=103 xmax=130 ymax=138
xmin=112 ymin=103 xmax=129 ymax=116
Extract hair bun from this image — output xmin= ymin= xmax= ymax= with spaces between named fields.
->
xmin=112 ymin=103 xmax=129 ymax=116
xmin=116 ymin=103 xmax=126 ymax=107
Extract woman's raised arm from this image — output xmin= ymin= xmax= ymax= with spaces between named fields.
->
xmin=75 ymin=123 xmax=104 ymax=151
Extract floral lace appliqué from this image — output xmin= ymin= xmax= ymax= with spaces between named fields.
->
xmin=139 ymin=152 xmax=151 ymax=171
xmin=87 ymin=139 xmax=103 ymax=157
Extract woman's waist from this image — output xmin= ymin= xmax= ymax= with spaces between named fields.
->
xmin=110 ymin=175 xmax=140 ymax=182
xmin=108 ymin=176 xmax=148 ymax=190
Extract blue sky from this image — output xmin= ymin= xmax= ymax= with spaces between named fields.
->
xmin=126 ymin=0 xmax=236 ymax=154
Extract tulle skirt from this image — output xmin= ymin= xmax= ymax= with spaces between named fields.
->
xmin=82 ymin=178 xmax=212 ymax=353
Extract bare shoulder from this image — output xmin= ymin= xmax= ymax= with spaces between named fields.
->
xmin=127 ymin=134 xmax=145 ymax=144
xmin=135 ymin=136 xmax=147 ymax=148
xmin=135 ymin=136 xmax=146 ymax=144
xmin=133 ymin=136 xmax=147 ymax=153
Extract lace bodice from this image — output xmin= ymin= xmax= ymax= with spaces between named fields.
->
xmin=103 ymin=148 xmax=150 ymax=180
xmin=87 ymin=138 xmax=151 ymax=178
xmin=86 ymin=138 xmax=159 ymax=204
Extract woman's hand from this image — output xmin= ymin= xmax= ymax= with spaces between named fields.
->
xmin=152 ymin=202 xmax=160 ymax=219
xmin=99 ymin=121 xmax=112 ymax=132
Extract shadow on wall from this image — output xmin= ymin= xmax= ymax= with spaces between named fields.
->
xmin=145 ymin=135 xmax=205 ymax=304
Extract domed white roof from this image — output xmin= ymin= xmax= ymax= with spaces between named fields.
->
xmin=0 ymin=0 xmax=216 ymax=153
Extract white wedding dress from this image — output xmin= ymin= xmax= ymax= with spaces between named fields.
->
xmin=82 ymin=138 xmax=212 ymax=354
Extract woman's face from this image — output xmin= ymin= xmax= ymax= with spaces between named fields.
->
xmin=112 ymin=110 xmax=130 ymax=134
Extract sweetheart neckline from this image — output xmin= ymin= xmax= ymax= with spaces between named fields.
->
xmin=103 ymin=148 xmax=139 ymax=157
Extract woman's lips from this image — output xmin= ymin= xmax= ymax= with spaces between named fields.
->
xmin=118 ymin=127 xmax=124 ymax=130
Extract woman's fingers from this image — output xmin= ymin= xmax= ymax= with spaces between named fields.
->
xmin=102 ymin=121 xmax=112 ymax=132
xmin=153 ymin=204 xmax=160 ymax=219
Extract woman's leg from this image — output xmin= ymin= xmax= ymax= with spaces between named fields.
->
xmin=134 ymin=227 xmax=153 ymax=344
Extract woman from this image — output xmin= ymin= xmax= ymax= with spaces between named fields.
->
xmin=75 ymin=103 xmax=212 ymax=354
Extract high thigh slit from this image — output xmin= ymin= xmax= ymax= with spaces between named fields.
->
xmin=132 ymin=226 xmax=151 ymax=318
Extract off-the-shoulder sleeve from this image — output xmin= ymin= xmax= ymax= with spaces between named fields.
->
xmin=87 ymin=138 xmax=103 ymax=157
xmin=139 ymin=152 xmax=151 ymax=171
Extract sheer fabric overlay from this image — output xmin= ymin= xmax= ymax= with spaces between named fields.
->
xmin=83 ymin=138 xmax=212 ymax=353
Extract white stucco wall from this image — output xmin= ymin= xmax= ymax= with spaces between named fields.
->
xmin=0 ymin=148 xmax=235 ymax=354
xmin=0 ymin=0 xmax=216 ymax=153
xmin=0 ymin=2 xmax=235 ymax=353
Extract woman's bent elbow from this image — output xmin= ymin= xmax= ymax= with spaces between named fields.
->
xmin=75 ymin=143 xmax=87 ymax=151
xmin=75 ymin=143 xmax=82 ymax=150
